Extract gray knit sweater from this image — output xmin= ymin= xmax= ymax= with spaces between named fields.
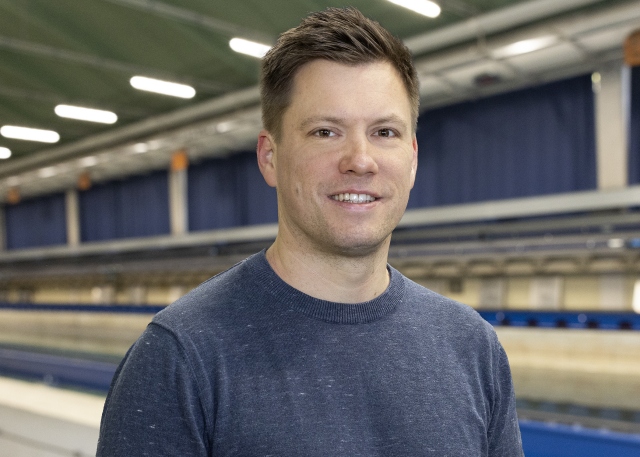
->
xmin=97 ymin=250 xmax=523 ymax=456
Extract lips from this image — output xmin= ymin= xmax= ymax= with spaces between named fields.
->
xmin=330 ymin=192 xmax=377 ymax=203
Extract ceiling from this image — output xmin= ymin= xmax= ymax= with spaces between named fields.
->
xmin=0 ymin=0 xmax=639 ymax=200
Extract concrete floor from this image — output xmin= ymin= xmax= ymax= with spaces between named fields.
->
xmin=0 ymin=376 xmax=103 ymax=457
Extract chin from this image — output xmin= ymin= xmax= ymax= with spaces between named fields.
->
xmin=325 ymin=234 xmax=390 ymax=258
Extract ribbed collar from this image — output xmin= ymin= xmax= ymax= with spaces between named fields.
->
xmin=247 ymin=250 xmax=404 ymax=324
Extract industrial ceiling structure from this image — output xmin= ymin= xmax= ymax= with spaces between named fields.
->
xmin=1 ymin=0 xmax=639 ymax=201
xmin=1 ymin=0 xmax=640 ymax=291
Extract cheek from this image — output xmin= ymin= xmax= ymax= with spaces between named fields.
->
xmin=382 ymin=155 xmax=415 ymax=183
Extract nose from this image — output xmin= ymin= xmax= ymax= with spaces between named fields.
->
xmin=338 ymin=134 xmax=378 ymax=176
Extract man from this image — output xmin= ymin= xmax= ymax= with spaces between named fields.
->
xmin=98 ymin=7 xmax=523 ymax=456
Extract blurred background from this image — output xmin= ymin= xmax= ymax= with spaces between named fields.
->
xmin=0 ymin=0 xmax=640 ymax=455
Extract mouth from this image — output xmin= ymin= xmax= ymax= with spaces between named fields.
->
xmin=330 ymin=193 xmax=377 ymax=204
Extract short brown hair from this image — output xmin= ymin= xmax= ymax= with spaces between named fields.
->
xmin=260 ymin=7 xmax=419 ymax=141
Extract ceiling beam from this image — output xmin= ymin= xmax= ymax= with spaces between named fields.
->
xmin=405 ymin=0 xmax=607 ymax=55
xmin=0 ymin=35 xmax=231 ymax=94
xmin=0 ymin=86 xmax=260 ymax=178
xmin=439 ymin=0 xmax=480 ymax=17
xmin=102 ymin=0 xmax=275 ymax=44
xmin=0 ymin=85 xmax=153 ymax=118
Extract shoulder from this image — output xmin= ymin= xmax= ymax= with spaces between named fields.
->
xmin=400 ymin=274 xmax=499 ymax=345
xmin=402 ymin=276 xmax=488 ymax=325
xmin=152 ymin=252 xmax=262 ymax=334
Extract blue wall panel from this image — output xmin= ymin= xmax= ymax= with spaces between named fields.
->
xmin=79 ymin=170 xmax=170 ymax=242
xmin=408 ymin=75 xmax=597 ymax=209
xmin=629 ymin=66 xmax=640 ymax=184
xmin=5 ymin=193 xmax=66 ymax=249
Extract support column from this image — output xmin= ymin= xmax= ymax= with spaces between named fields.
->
xmin=66 ymin=189 xmax=80 ymax=247
xmin=594 ymin=61 xmax=630 ymax=190
xmin=169 ymin=150 xmax=189 ymax=236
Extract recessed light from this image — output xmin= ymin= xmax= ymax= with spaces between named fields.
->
xmin=0 ymin=147 xmax=11 ymax=159
xmin=216 ymin=121 xmax=236 ymax=133
xmin=130 ymin=76 xmax=196 ymax=99
xmin=79 ymin=156 xmax=99 ymax=167
xmin=38 ymin=166 xmax=58 ymax=178
xmin=1 ymin=125 xmax=60 ymax=143
xmin=491 ymin=36 xmax=558 ymax=59
xmin=132 ymin=143 xmax=149 ymax=153
xmin=229 ymin=38 xmax=271 ymax=58
xmin=6 ymin=176 xmax=21 ymax=186
xmin=55 ymin=105 xmax=118 ymax=124
xmin=387 ymin=0 xmax=441 ymax=18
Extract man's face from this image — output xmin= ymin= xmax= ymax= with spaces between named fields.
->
xmin=258 ymin=59 xmax=417 ymax=257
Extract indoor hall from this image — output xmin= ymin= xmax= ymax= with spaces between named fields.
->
xmin=0 ymin=0 xmax=640 ymax=455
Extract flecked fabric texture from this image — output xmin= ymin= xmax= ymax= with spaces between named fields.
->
xmin=97 ymin=250 xmax=523 ymax=456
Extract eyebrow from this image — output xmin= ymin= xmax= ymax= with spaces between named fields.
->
xmin=297 ymin=114 xmax=409 ymax=131
xmin=372 ymin=114 xmax=409 ymax=129
xmin=297 ymin=116 xmax=345 ymax=131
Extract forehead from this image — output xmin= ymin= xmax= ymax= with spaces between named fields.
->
xmin=285 ymin=60 xmax=413 ymax=122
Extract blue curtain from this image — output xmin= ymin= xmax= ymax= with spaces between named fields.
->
xmin=188 ymin=155 xmax=245 ymax=230
xmin=408 ymin=75 xmax=597 ymax=209
xmin=236 ymin=153 xmax=278 ymax=226
xmin=5 ymin=193 xmax=66 ymax=249
xmin=629 ymin=66 xmax=640 ymax=184
xmin=79 ymin=170 xmax=170 ymax=242
xmin=188 ymin=151 xmax=277 ymax=231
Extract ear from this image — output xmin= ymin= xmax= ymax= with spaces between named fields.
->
xmin=257 ymin=129 xmax=277 ymax=188
xmin=409 ymin=135 xmax=418 ymax=189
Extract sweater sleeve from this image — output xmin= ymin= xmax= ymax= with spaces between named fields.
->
xmin=97 ymin=323 xmax=209 ymax=456
xmin=487 ymin=337 xmax=524 ymax=456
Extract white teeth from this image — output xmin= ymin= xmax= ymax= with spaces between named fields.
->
xmin=331 ymin=193 xmax=376 ymax=203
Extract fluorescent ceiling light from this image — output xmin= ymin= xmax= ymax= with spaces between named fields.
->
xmin=55 ymin=105 xmax=117 ymax=124
xmin=6 ymin=176 xmax=21 ymax=186
xmin=216 ymin=121 xmax=236 ymax=133
xmin=0 ymin=147 xmax=10 ymax=159
xmin=130 ymin=76 xmax=196 ymax=99
xmin=229 ymin=38 xmax=271 ymax=58
xmin=132 ymin=143 xmax=149 ymax=153
xmin=387 ymin=0 xmax=441 ymax=18
xmin=1 ymin=125 xmax=60 ymax=143
xmin=79 ymin=156 xmax=99 ymax=167
xmin=491 ymin=36 xmax=558 ymax=59
xmin=38 ymin=166 xmax=58 ymax=178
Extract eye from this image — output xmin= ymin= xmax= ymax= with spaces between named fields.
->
xmin=375 ymin=128 xmax=397 ymax=138
xmin=313 ymin=128 xmax=335 ymax=137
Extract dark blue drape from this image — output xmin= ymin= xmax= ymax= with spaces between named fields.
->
xmin=628 ymin=66 xmax=640 ymax=184
xmin=5 ymin=193 xmax=66 ymax=249
xmin=235 ymin=153 xmax=278 ymax=226
xmin=80 ymin=170 xmax=170 ymax=242
xmin=408 ymin=75 xmax=597 ymax=208
xmin=188 ymin=155 xmax=245 ymax=230
xmin=188 ymin=151 xmax=277 ymax=231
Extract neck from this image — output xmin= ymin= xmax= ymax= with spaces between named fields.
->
xmin=265 ymin=235 xmax=391 ymax=304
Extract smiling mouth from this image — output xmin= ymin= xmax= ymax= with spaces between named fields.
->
xmin=331 ymin=193 xmax=377 ymax=204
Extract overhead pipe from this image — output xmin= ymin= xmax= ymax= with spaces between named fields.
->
xmin=404 ymin=0 xmax=607 ymax=55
